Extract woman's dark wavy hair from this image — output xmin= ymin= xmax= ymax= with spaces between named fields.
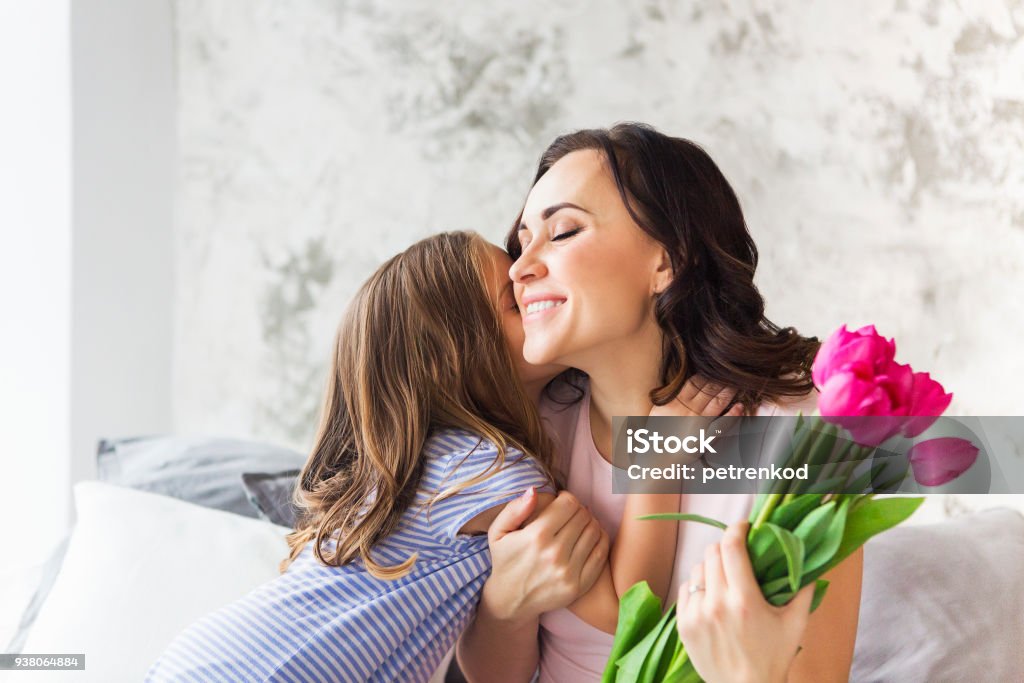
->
xmin=505 ymin=122 xmax=820 ymax=412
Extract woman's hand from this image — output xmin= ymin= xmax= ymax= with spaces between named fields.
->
xmin=650 ymin=375 xmax=744 ymax=419
xmin=483 ymin=487 xmax=609 ymax=622
xmin=677 ymin=521 xmax=815 ymax=683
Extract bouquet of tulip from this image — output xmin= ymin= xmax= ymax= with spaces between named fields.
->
xmin=602 ymin=325 xmax=979 ymax=683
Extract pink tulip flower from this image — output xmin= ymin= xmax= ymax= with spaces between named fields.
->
xmin=812 ymin=324 xmax=896 ymax=389
xmin=813 ymin=325 xmax=952 ymax=447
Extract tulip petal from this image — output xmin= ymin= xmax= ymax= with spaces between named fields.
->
xmin=902 ymin=372 xmax=954 ymax=438
xmin=813 ymin=325 xmax=898 ymax=390
xmin=908 ymin=437 xmax=979 ymax=486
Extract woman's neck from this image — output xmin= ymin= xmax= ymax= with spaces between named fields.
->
xmin=576 ymin=322 xmax=669 ymax=459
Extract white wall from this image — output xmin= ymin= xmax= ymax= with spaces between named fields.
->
xmin=0 ymin=0 xmax=73 ymax=644
xmin=173 ymin=1 xmax=1024 ymax=454
xmin=0 ymin=0 xmax=175 ymax=621
xmin=70 ymin=0 xmax=176 ymax=502
xmin=1 ymin=0 xmax=176 ymax=646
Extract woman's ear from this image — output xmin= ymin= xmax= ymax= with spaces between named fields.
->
xmin=652 ymin=248 xmax=673 ymax=295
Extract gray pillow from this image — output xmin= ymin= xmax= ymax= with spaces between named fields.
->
xmin=97 ymin=435 xmax=306 ymax=519
xmin=851 ymin=507 xmax=1024 ymax=682
xmin=242 ymin=469 xmax=302 ymax=528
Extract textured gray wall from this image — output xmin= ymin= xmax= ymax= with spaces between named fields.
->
xmin=173 ymin=1 xmax=1024 ymax=452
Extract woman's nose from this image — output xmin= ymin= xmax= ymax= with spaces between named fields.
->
xmin=509 ymin=246 xmax=547 ymax=283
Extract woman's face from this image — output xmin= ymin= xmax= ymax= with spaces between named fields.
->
xmin=509 ymin=149 xmax=671 ymax=368
xmin=482 ymin=243 xmax=565 ymax=387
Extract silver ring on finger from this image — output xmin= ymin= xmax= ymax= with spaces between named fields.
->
xmin=688 ymin=583 xmax=706 ymax=594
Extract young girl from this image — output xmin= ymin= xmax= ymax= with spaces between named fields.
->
xmin=145 ymin=231 xmax=727 ymax=682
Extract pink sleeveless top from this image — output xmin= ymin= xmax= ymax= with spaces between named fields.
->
xmin=536 ymin=381 xmax=819 ymax=683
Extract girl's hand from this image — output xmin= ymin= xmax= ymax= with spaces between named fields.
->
xmin=651 ymin=375 xmax=744 ymax=419
xmin=677 ymin=521 xmax=815 ymax=683
xmin=483 ymin=488 xmax=610 ymax=623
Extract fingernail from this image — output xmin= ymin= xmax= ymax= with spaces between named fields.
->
xmin=522 ymin=486 xmax=535 ymax=500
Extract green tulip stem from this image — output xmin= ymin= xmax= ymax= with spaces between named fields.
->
xmin=786 ymin=418 xmax=835 ymax=496
xmin=838 ymin=445 xmax=874 ymax=490
xmin=819 ymin=438 xmax=855 ymax=481
xmin=767 ymin=421 xmax=816 ymax=496
xmin=753 ymin=493 xmax=783 ymax=529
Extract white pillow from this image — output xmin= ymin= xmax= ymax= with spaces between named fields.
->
xmin=851 ymin=507 xmax=1024 ymax=682
xmin=8 ymin=481 xmax=292 ymax=682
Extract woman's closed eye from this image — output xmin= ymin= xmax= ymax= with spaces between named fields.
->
xmin=552 ymin=226 xmax=583 ymax=241
xmin=516 ymin=223 xmax=582 ymax=249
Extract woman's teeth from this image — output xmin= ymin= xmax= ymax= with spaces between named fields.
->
xmin=526 ymin=300 xmax=565 ymax=314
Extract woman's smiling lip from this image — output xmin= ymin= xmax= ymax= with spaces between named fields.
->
xmin=520 ymin=293 xmax=567 ymax=321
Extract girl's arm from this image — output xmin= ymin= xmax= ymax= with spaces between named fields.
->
xmin=612 ymin=493 xmax=681 ymax=600
xmin=566 ymin=493 xmax=681 ymax=633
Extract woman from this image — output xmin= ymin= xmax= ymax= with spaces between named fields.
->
xmin=457 ymin=123 xmax=863 ymax=682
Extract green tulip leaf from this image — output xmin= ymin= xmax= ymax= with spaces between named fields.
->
xmin=601 ymin=582 xmax=664 ymax=683
xmin=873 ymin=468 xmax=909 ymax=493
xmin=768 ymin=494 xmax=823 ymax=530
xmin=660 ymin=643 xmax=694 ymax=683
xmin=658 ymin=639 xmax=684 ymax=681
xmin=805 ymin=423 xmax=839 ymax=468
xmin=612 ymin=603 xmax=677 ymax=681
xmin=792 ymin=500 xmax=836 ymax=553
xmin=636 ymin=513 xmax=727 ymax=530
xmin=810 ymin=579 xmax=831 ymax=613
xmin=821 ymin=496 xmax=924 ymax=577
xmin=760 ymin=575 xmax=794 ymax=597
xmin=637 ymin=606 xmax=679 ymax=683
xmin=789 ymin=423 xmax=840 ymax=495
xmin=766 ymin=578 xmax=830 ymax=611
xmin=760 ymin=523 xmax=805 ymax=592
xmin=845 ymin=461 xmax=889 ymax=495
xmin=803 ymin=499 xmax=850 ymax=574
xmin=748 ymin=524 xmax=785 ymax=577
xmin=662 ymin=661 xmax=702 ymax=683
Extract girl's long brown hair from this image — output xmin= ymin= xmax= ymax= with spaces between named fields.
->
xmin=507 ymin=123 xmax=821 ymax=412
xmin=281 ymin=231 xmax=555 ymax=578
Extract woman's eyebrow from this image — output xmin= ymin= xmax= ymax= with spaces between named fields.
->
xmin=518 ymin=202 xmax=592 ymax=231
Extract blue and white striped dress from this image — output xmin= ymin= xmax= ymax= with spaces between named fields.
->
xmin=145 ymin=429 xmax=554 ymax=683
